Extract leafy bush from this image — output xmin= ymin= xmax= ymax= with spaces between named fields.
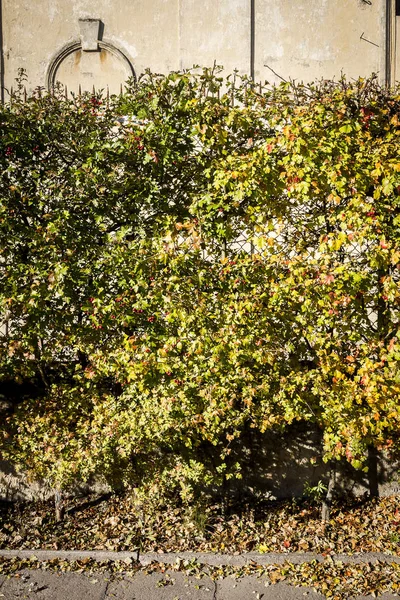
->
xmin=1 ymin=69 xmax=400 ymax=501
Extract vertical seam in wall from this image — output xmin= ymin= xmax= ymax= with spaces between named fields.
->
xmin=386 ymin=0 xmax=395 ymax=85
xmin=0 ymin=0 xmax=4 ymax=102
xmin=386 ymin=0 xmax=391 ymax=85
xmin=178 ymin=0 xmax=182 ymax=71
xmin=250 ymin=0 xmax=255 ymax=80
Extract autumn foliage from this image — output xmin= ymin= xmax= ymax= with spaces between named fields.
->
xmin=1 ymin=69 xmax=400 ymax=500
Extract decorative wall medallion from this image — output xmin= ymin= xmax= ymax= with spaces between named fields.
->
xmin=46 ymin=19 xmax=135 ymax=94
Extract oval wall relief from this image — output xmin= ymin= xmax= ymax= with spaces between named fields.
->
xmin=46 ymin=20 xmax=136 ymax=95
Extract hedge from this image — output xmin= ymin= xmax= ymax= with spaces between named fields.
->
xmin=1 ymin=68 xmax=400 ymax=503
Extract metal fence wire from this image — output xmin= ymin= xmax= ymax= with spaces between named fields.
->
xmin=1 ymin=76 xmax=397 ymax=340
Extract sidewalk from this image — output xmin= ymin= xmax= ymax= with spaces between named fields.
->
xmin=0 ymin=551 xmax=399 ymax=599
xmin=0 ymin=569 xmax=327 ymax=600
xmin=0 ymin=569 xmax=326 ymax=600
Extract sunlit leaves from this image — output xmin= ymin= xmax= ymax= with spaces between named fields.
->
xmin=1 ymin=72 xmax=400 ymax=499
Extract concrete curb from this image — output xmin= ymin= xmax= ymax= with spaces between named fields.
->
xmin=0 ymin=550 xmax=399 ymax=566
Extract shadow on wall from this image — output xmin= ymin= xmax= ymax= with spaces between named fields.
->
xmin=228 ymin=422 xmax=400 ymax=501
xmin=0 ymin=460 xmax=54 ymax=502
xmin=1 ymin=422 xmax=400 ymax=502
xmin=0 ymin=460 xmax=110 ymax=503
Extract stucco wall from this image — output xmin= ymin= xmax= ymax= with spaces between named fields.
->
xmin=2 ymin=0 xmax=181 ymax=94
xmin=2 ymin=426 xmax=400 ymax=502
xmin=255 ymin=0 xmax=387 ymax=84
xmin=0 ymin=0 xmax=390 ymax=97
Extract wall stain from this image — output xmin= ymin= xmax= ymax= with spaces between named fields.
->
xmin=73 ymin=49 xmax=82 ymax=71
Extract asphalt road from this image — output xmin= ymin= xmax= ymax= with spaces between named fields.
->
xmin=0 ymin=569 xmax=398 ymax=600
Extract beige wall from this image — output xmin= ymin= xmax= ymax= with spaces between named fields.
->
xmin=2 ymin=0 xmax=182 ymax=94
xmin=0 ymin=0 xmax=391 ymax=97
xmin=255 ymin=0 xmax=387 ymax=85
xmin=179 ymin=0 xmax=250 ymax=74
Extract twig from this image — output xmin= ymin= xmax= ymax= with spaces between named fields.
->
xmin=360 ymin=32 xmax=380 ymax=48
xmin=264 ymin=64 xmax=288 ymax=83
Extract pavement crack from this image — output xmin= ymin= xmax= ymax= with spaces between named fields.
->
xmin=98 ymin=577 xmax=110 ymax=600
xmin=212 ymin=578 xmax=217 ymax=600
xmin=200 ymin=565 xmax=217 ymax=600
